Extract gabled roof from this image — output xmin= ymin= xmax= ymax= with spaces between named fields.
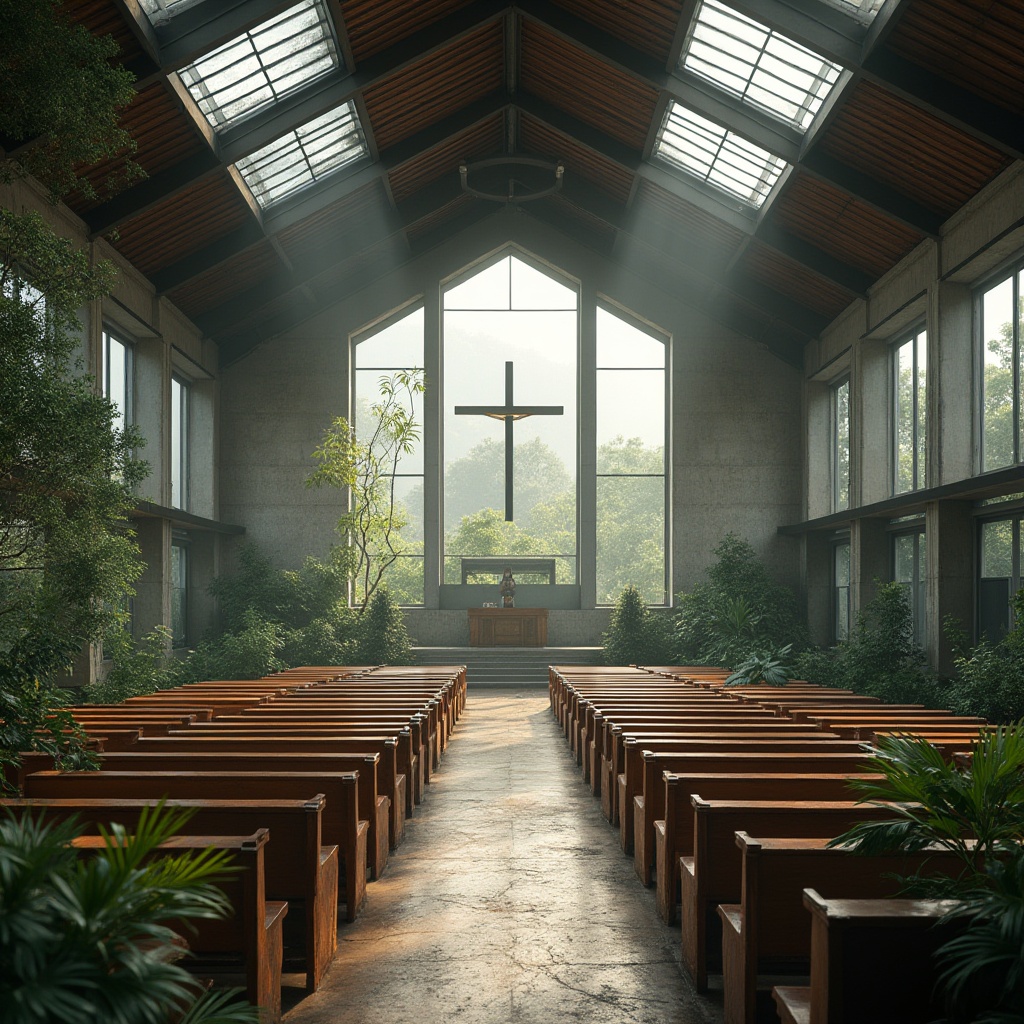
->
xmin=60 ymin=0 xmax=1023 ymax=366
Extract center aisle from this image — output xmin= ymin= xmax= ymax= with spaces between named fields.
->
xmin=284 ymin=687 xmax=723 ymax=1024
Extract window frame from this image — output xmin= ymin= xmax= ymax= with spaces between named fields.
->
xmin=831 ymin=375 xmax=851 ymax=512
xmin=832 ymin=534 xmax=851 ymax=642
xmin=892 ymin=323 xmax=927 ymax=494
xmin=101 ymin=326 xmax=134 ymax=430
xmin=350 ymin=301 xmax=426 ymax=607
xmin=890 ymin=521 xmax=927 ymax=645
xmin=170 ymin=531 xmax=189 ymax=649
xmin=977 ymin=256 xmax=1024 ymax=473
xmin=171 ymin=375 xmax=190 ymax=511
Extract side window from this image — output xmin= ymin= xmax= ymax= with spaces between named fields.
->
xmin=171 ymin=376 xmax=190 ymax=510
xmin=893 ymin=325 xmax=926 ymax=493
xmin=832 ymin=377 xmax=850 ymax=511
xmin=892 ymin=527 xmax=926 ymax=645
xmin=833 ymin=537 xmax=851 ymax=641
xmin=978 ymin=517 xmax=1017 ymax=641
xmin=170 ymin=534 xmax=189 ymax=648
xmin=979 ymin=264 xmax=1022 ymax=472
xmin=102 ymin=328 xmax=133 ymax=433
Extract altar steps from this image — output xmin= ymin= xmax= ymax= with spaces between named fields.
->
xmin=412 ymin=646 xmax=603 ymax=686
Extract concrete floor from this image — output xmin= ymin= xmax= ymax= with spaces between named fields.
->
xmin=282 ymin=686 xmax=724 ymax=1024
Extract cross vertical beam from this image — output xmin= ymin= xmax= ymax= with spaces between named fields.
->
xmin=454 ymin=361 xmax=564 ymax=521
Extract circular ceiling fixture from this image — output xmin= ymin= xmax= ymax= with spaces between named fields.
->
xmin=459 ymin=157 xmax=565 ymax=203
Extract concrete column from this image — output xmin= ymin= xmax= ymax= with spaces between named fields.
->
xmin=423 ymin=287 xmax=442 ymax=608
xmin=934 ymin=282 xmax=973 ymax=484
xmin=579 ymin=286 xmax=597 ymax=609
xmin=856 ymin=339 xmax=890 ymax=504
xmin=926 ymin=499 xmax=974 ymax=674
xmin=851 ymin=516 xmax=889 ymax=613
xmin=132 ymin=517 xmax=170 ymax=643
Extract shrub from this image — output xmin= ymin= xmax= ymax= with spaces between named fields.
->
xmin=283 ymin=616 xmax=358 ymax=668
xmin=793 ymin=581 xmax=945 ymax=706
xmin=603 ymin=585 xmax=673 ymax=666
xmin=673 ymin=534 xmax=807 ymax=666
xmin=357 ymin=588 xmax=414 ymax=666
xmin=85 ymin=624 xmax=174 ymax=704
xmin=172 ymin=610 xmax=287 ymax=683
xmin=945 ymin=591 xmax=1024 ymax=722
xmin=725 ymin=645 xmax=794 ymax=686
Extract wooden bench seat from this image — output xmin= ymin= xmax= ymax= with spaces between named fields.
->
xmin=722 ymin=835 xmax=963 ymax=1024
xmin=772 ymin=889 xmax=961 ymax=1024
xmin=609 ymin=727 xmax=837 ymax=829
xmin=6 ymin=795 xmax=336 ymax=993
xmin=631 ymin=744 xmax=867 ymax=879
xmin=25 ymin=768 xmax=369 ymax=922
xmin=679 ymin=798 xmax=900 ymax=991
xmin=129 ymin=735 xmax=403 ymax=866
xmin=16 ymin=748 xmax=391 ymax=882
xmin=74 ymin=829 xmax=287 ymax=1022
xmin=655 ymin=773 xmax=884 ymax=924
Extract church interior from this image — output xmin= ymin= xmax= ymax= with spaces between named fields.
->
xmin=3 ymin=0 xmax=1024 ymax=1021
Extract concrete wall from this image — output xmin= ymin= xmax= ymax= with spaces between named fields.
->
xmin=801 ymin=161 xmax=1024 ymax=666
xmin=219 ymin=210 xmax=805 ymax=646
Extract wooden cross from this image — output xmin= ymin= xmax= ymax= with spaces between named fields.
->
xmin=454 ymin=361 xmax=564 ymax=521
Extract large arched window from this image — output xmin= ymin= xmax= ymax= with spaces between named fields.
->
xmin=350 ymin=247 xmax=670 ymax=608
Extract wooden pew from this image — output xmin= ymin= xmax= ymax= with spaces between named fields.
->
xmin=25 ymin=768 xmax=368 ymax=922
xmin=679 ymin=798 xmax=899 ymax=991
xmin=722 ymin=835 xmax=962 ymax=1024
xmin=5 ymin=795 xmax=337 ymax=993
xmin=16 ymin=748 xmax=391 ymax=882
xmin=772 ymin=890 xmax=961 ymax=1024
xmin=129 ymin=735 xmax=402 ymax=867
xmin=74 ymin=829 xmax=287 ymax=1022
xmin=655 ymin=772 xmax=884 ymax=924
xmin=610 ymin=727 xmax=837 ymax=832
xmin=632 ymin=744 xmax=868 ymax=881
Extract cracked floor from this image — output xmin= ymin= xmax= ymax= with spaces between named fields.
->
xmin=281 ymin=686 xmax=724 ymax=1024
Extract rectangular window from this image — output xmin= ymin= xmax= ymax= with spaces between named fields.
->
xmin=170 ymin=535 xmax=188 ymax=648
xmin=832 ymin=377 xmax=850 ymax=511
xmin=352 ymin=305 xmax=424 ymax=606
xmin=171 ymin=376 xmax=189 ymax=511
xmin=596 ymin=305 xmax=668 ymax=605
xmin=102 ymin=328 xmax=133 ymax=435
xmin=892 ymin=528 xmax=926 ymax=645
xmin=980 ymin=264 xmax=1024 ymax=472
xmin=833 ymin=538 xmax=851 ymax=641
xmin=893 ymin=326 xmax=926 ymax=493
xmin=978 ymin=516 xmax=1017 ymax=641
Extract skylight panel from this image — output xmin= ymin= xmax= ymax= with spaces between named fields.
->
xmin=817 ymin=0 xmax=884 ymax=24
xmin=655 ymin=103 xmax=786 ymax=209
xmin=234 ymin=102 xmax=367 ymax=209
xmin=682 ymin=0 xmax=842 ymax=132
xmin=138 ymin=0 xmax=203 ymax=26
xmin=178 ymin=0 xmax=341 ymax=132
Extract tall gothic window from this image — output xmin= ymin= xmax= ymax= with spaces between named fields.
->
xmin=351 ymin=305 xmax=424 ymax=604
xmin=596 ymin=306 xmax=668 ymax=604
xmin=170 ymin=376 xmax=189 ymax=510
xmin=442 ymin=254 xmax=578 ymax=588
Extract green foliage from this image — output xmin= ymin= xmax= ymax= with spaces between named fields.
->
xmin=673 ymin=534 xmax=807 ymax=666
xmin=793 ymin=581 xmax=944 ymax=706
xmin=1 ymin=210 xmax=147 ymax=688
xmin=307 ymin=369 xmax=425 ymax=611
xmin=830 ymin=727 xmax=1024 ymax=1022
xmin=725 ymin=644 xmax=794 ymax=686
xmin=602 ymin=585 xmax=673 ymax=666
xmin=357 ymin=587 xmax=414 ymax=666
xmin=944 ymin=590 xmax=1024 ymax=722
xmin=0 ymin=0 xmax=142 ymax=201
xmin=85 ymin=625 xmax=174 ymax=704
xmin=0 ymin=803 xmax=258 ymax=1024
xmin=172 ymin=610 xmax=287 ymax=683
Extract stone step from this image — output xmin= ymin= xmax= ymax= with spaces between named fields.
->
xmin=412 ymin=646 xmax=604 ymax=686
